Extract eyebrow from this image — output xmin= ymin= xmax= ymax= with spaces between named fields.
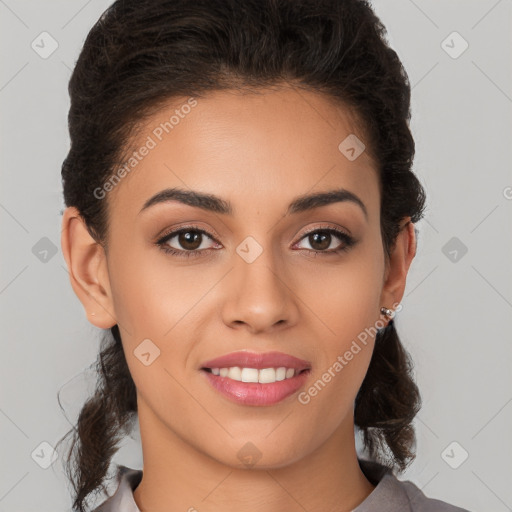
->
xmin=139 ymin=187 xmax=368 ymax=220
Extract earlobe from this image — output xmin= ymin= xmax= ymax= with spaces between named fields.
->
xmin=60 ymin=207 xmax=117 ymax=329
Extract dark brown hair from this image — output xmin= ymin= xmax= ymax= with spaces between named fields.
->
xmin=57 ymin=0 xmax=426 ymax=510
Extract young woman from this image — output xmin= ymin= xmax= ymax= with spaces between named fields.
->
xmin=58 ymin=0 xmax=470 ymax=510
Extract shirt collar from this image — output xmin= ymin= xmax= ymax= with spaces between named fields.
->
xmin=93 ymin=465 xmax=142 ymax=512
xmin=353 ymin=459 xmax=412 ymax=511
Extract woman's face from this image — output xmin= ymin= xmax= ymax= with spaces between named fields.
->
xmin=66 ymin=85 xmax=409 ymax=469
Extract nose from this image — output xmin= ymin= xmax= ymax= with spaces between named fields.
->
xmin=220 ymin=247 xmax=300 ymax=334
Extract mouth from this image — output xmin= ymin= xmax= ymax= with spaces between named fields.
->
xmin=200 ymin=367 xmax=311 ymax=406
xmin=199 ymin=351 xmax=312 ymax=406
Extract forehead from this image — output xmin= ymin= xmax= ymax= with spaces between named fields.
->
xmin=107 ymin=86 xmax=380 ymax=222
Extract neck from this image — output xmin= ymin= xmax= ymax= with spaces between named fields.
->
xmin=132 ymin=398 xmax=376 ymax=512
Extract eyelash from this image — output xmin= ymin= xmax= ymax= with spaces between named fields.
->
xmin=155 ymin=224 xmax=356 ymax=259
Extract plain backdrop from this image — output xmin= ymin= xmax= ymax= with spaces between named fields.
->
xmin=1 ymin=1 xmax=511 ymax=511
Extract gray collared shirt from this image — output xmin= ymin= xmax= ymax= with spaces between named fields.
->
xmin=93 ymin=460 xmax=471 ymax=511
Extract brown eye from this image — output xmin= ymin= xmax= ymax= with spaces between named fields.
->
xmin=295 ymin=227 xmax=354 ymax=254
xmin=156 ymin=226 xmax=220 ymax=258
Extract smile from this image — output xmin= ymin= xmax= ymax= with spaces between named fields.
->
xmin=201 ymin=368 xmax=311 ymax=406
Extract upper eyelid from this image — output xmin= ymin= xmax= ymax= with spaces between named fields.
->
xmin=299 ymin=225 xmax=350 ymax=237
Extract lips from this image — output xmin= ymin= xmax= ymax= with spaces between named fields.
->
xmin=202 ymin=369 xmax=310 ymax=406
xmin=200 ymin=350 xmax=311 ymax=372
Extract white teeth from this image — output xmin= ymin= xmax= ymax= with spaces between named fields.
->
xmin=228 ymin=367 xmax=242 ymax=381
xmin=209 ymin=366 xmax=302 ymax=383
xmin=259 ymin=368 xmax=277 ymax=383
xmin=241 ymin=368 xmax=259 ymax=382
xmin=275 ymin=367 xmax=286 ymax=381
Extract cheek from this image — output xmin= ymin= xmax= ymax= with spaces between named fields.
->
xmin=295 ymin=305 xmax=377 ymax=446
xmin=299 ymin=248 xmax=383 ymax=340
xmin=107 ymin=243 xmax=206 ymax=337
xmin=106 ymin=248 xmax=214 ymax=401
xmin=293 ymin=251 xmax=383 ymax=415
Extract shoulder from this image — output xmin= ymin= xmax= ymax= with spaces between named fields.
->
xmin=92 ymin=465 xmax=143 ymax=512
xmin=355 ymin=459 xmax=471 ymax=512
xmin=399 ymin=478 xmax=471 ymax=511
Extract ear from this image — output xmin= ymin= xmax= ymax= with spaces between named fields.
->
xmin=60 ymin=206 xmax=117 ymax=329
xmin=379 ymin=217 xmax=417 ymax=322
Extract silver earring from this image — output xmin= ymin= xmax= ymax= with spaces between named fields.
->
xmin=380 ymin=307 xmax=394 ymax=318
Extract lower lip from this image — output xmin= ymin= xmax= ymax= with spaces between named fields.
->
xmin=201 ymin=369 xmax=310 ymax=406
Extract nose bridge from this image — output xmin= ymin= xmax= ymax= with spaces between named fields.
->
xmin=221 ymin=233 xmax=297 ymax=331
xmin=235 ymin=237 xmax=287 ymax=304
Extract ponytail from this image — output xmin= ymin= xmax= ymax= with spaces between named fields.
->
xmin=354 ymin=319 xmax=421 ymax=472
xmin=57 ymin=325 xmax=137 ymax=512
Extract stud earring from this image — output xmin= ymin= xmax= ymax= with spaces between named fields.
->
xmin=380 ymin=307 xmax=394 ymax=318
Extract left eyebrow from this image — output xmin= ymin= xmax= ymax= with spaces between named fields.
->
xmin=138 ymin=187 xmax=368 ymax=220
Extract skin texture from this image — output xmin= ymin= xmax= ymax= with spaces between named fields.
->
xmin=61 ymin=85 xmax=416 ymax=512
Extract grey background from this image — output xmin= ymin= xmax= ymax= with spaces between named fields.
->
xmin=1 ymin=1 xmax=511 ymax=511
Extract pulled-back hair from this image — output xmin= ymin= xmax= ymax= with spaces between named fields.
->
xmin=57 ymin=0 xmax=426 ymax=510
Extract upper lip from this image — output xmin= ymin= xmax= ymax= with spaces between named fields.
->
xmin=201 ymin=351 xmax=311 ymax=371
